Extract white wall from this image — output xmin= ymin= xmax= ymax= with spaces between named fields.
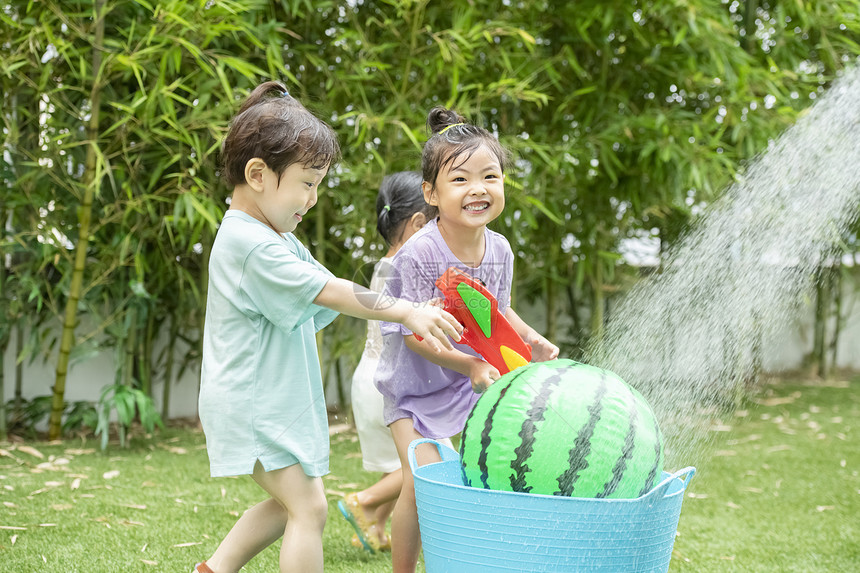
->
xmin=3 ymin=284 xmax=858 ymax=421
xmin=1 ymin=319 xmax=202 ymax=420
xmin=516 ymin=280 xmax=860 ymax=373
xmin=761 ymin=287 xmax=860 ymax=371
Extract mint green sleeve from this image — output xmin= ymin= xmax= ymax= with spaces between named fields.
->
xmin=239 ymin=241 xmax=334 ymax=333
xmin=285 ymin=234 xmax=340 ymax=331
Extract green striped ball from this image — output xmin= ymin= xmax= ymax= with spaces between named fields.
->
xmin=459 ymin=359 xmax=663 ymax=498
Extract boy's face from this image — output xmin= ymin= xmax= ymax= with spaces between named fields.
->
xmin=257 ymin=162 xmax=328 ymax=234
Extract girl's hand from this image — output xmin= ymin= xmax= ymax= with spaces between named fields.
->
xmin=503 ymin=308 xmax=559 ymax=364
xmin=469 ymin=360 xmax=500 ymax=394
xmin=404 ymin=302 xmax=463 ymax=352
xmin=529 ymin=333 xmax=559 ymax=363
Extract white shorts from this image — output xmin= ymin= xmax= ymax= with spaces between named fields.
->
xmin=351 ymin=355 xmax=401 ymax=473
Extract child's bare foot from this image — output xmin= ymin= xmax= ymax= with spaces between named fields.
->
xmin=371 ymin=523 xmax=391 ymax=551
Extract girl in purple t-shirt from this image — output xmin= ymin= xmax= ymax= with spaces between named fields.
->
xmin=375 ymin=107 xmax=559 ymax=572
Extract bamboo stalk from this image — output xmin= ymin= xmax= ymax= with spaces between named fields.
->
xmin=565 ymin=281 xmax=583 ymax=354
xmin=828 ymin=262 xmax=843 ymax=377
xmin=545 ymin=249 xmax=557 ymax=342
xmin=162 ymin=314 xmax=177 ymax=420
xmin=812 ymin=266 xmax=827 ymax=378
xmin=14 ymin=324 xmax=23 ymax=419
xmin=124 ymin=306 xmax=137 ymax=387
xmin=141 ymin=309 xmax=154 ymax=397
xmin=589 ymin=259 xmax=605 ymax=345
xmin=49 ymin=0 xmax=106 ymax=440
xmin=335 ymin=356 xmax=345 ymax=416
xmin=743 ymin=0 xmax=759 ymax=53
xmin=0 ymin=204 xmax=6 ymax=441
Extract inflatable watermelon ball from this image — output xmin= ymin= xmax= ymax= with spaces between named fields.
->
xmin=459 ymin=359 xmax=663 ymax=498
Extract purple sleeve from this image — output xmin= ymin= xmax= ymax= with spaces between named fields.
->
xmin=498 ymin=240 xmax=514 ymax=312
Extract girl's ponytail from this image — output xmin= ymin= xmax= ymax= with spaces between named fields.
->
xmin=376 ymin=184 xmax=394 ymax=241
xmin=376 ymin=171 xmax=436 ymax=246
xmin=236 ymin=81 xmax=293 ymax=116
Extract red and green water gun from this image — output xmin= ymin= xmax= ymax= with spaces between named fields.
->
xmin=427 ymin=267 xmax=532 ymax=375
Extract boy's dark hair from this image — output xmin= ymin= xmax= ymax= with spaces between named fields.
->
xmin=376 ymin=171 xmax=438 ymax=245
xmin=221 ymin=81 xmax=341 ymax=187
xmin=421 ymin=106 xmax=511 ymax=189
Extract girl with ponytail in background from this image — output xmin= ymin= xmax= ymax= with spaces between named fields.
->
xmin=337 ymin=171 xmax=447 ymax=554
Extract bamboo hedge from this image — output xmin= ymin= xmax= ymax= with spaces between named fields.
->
xmin=1 ymin=0 xmax=859 ymax=439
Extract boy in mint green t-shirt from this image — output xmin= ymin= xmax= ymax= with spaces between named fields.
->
xmin=193 ymin=82 xmax=462 ymax=573
xmin=201 ymin=210 xmax=338 ymax=479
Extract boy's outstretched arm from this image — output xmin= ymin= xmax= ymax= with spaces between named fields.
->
xmin=313 ymin=278 xmax=462 ymax=353
xmin=504 ymin=307 xmax=559 ymax=363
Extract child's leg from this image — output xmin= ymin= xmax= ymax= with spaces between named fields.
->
xmin=371 ymin=475 xmax=398 ymax=545
xmin=252 ymin=461 xmax=328 ymax=573
xmin=205 ymin=461 xmax=326 ymax=573
xmin=389 ymin=419 xmax=441 ymax=573
xmin=205 ymin=497 xmax=287 ymax=573
xmin=356 ymin=469 xmax=401 ymax=521
xmin=367 ymin=471 xmax=401 ymax=545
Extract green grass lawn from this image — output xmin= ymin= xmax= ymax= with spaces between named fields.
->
xmin=1 ymin=375 xmax=858 ymax=572
xmin=672 ymin=376 xmax=860 ymax=572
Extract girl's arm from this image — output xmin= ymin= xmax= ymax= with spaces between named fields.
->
xmin=313 ymin=277 xmax=461 ymax=352
xmin=403 ymin=335 xmax=499 ymax=394
xmin=505 ymin=307 xmax=560 ymax=362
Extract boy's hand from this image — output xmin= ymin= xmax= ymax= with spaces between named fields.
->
xmin=404 ymin=302 xmax=463 ymax=352
xmin=530 ymin=334 xmax=559 ymax=363
xmin=469 ymin=360 xmax=500 ymax=394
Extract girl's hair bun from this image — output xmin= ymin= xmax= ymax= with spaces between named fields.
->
xmin=421 ymin=107 xmax=511 ymax=188
xmin=427 ymin=106 xmax=467 ymax=134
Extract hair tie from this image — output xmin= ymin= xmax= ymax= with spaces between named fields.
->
xmin=281 ymin=90 xmax=290 ymax=98
xmin=438 ymin=122 xmax=465 ymax=135
xmin=380 ymin=204 xmax=391 ymax=217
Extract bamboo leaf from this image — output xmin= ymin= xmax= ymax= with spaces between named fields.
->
xmin=218 ymin=55 xmax=267 ymax=80
xmin=524 ymin=197 xmax=564 ymax=226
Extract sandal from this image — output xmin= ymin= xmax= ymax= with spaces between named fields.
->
xmin=352 ymin=529 xmax=390 ymax=551
xmin=337 ymin=493 xmax=380 ymax=553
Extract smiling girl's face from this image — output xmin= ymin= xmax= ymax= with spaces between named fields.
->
xmin=423 ymin=144 xmax=505 ymax=232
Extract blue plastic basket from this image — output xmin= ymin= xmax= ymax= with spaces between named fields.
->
xmin=409 ymin=439 xmax=695 ymax=573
